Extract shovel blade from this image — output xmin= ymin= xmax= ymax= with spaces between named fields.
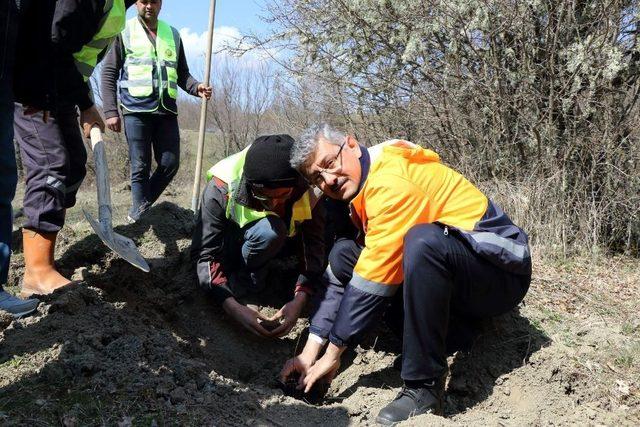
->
xmin=83 ymin=209 xmax=150 ymax=272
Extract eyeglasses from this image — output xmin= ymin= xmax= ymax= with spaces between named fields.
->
xmin=250 ymin=189 xmax=271 ymax=202
xmin=250 ymin=186 xmax=293 ymax=204
xmin=307 ymin=139 xmax=346 ymax=187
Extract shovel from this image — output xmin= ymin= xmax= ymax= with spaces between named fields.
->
xmin=83 ymin=126 xmax=150 ymax=272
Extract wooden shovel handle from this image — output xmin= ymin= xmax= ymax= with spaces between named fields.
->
xmin=89 ymin=126 xmax=103 ymax=151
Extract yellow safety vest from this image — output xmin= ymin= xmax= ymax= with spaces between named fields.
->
xmin=206 ymin=147 xmax=313 ymax=237
xmin=120 ymin=17 xmax=180 ymax=113
xmin=72 ymin=0 xmax=126 ymax=81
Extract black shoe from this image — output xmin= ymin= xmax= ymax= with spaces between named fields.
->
xmin=127 ymin=202 xmax=151 ymax=223
xmin=376 ymin=380 xmax=444 ymax=425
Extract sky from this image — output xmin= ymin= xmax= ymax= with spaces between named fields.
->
xmin=127 ymin=0 xmax=273 ymax=70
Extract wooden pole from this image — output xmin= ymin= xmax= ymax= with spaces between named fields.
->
xmin=191 ymin=0 xmax=217 ymax=212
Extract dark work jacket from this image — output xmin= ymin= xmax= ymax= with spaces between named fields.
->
xmin=191 ymin=175 xmax=327 ymax=303
xmin=309 ymin=144 xmax=532 ymax=348
xmin=13 ymin=0 xmax=135 ymax=111
xmin=0 ymin=0 xmax=23 ymax=92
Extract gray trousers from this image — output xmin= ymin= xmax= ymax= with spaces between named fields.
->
xmin=13 ymin=103 xmax=86 ymax=233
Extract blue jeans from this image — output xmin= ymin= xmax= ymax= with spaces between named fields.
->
xmin=240 ymin=216 xmax=288 ymax=270
xmin=195 ymin=215 xmax=288 ymax=303
xmin=0 ymin=0 xmax=20 ymax=287
xmin=123 ymin=113 xmax=180 ymax=218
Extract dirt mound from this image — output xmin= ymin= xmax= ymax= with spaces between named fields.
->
xmin=1 ymin=202 xmax=638 ymax=425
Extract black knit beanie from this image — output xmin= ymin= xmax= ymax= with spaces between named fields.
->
xmin=244 ymin=134 xmax=299 ymax=187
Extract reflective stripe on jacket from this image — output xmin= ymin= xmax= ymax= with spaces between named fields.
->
xmin=206 ymin=147 xmax=314 ymax=237
xmin=72 ymin=0 xmax=125 ymax=81
xmin=119 ymin=17 xmax=180 ymax=113
xmin=348 ymin=140 xmax=531 ymax=298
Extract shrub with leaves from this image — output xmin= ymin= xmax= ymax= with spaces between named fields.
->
xmin=244 ymin=0 xmax=640 ymax=254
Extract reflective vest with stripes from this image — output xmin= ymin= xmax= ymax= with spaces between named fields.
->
xmin=346 ymin=140 xmax=531 ymax=298
xmin=119 ymin=18 xmax=180 ymax=114
xmin=73 ymin=0 xmax=126 ymax=82
xmin=206 ymin=147 xmax=313 ymax=237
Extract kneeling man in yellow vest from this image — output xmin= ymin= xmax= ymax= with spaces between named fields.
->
xmin=191 ymin=135 xmax=326 ymax=337
xmin=101 ymin=0 xmax=212 ymax=222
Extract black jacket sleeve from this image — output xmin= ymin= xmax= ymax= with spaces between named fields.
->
xmin=100 ymin=35 xmax=124 ymax=119
xmin=308 ymin=263 xmax=391 ymax=345
xmin=51 ymin=0 xmax=106 ymax=110
xmin=308 ymin=268 xmax=344 ymax=339
xmin=176 ymin=36 xmax=201 ymax=96
xmin=329 ymin=285 xmax=390 ymax=347
xmin=295 ymin=197 xmax=326 ymax=293
xmin=12 ymin=0 xmax=56 ymax=110
xmin=191 ymin=179 xmax=234 ymax=303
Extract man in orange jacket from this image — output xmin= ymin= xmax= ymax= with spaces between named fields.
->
xmin=280 ymin=123 xmax=531 ymax=424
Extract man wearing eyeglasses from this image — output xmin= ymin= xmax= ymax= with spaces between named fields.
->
xmin=191 ymin=134 xmax=325 ymax=338
xmin=280 ymin=124 xmax=531 ymax=424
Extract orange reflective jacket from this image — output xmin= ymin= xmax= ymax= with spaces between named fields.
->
xmin=349 ymin=140 xmax=488 ymax=296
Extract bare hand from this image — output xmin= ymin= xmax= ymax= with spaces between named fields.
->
xmin=80 ymin=105 xmax=105 ymax=138
xmin=280 ymin=351 xmax=316 ymax=385
xmin=269 ymin=292 xmax=308 ymax=338
xmin=197 ymin=83 xmax=212 ymax=100
xmin=223 ymin=298 xmax=272 ymax=337
xmin=105 ymin=116 xmax=121 ymax=133
xmin=23 ymin=105 xmax=49 ymax=123
xmin=302 ymin=347 xmax=342 ymax=393
xmin=280 ymin=335 xmax=325 ymax=387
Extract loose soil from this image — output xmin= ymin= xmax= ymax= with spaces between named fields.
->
xmin=1 ymin=199 xmax=639 ymax=426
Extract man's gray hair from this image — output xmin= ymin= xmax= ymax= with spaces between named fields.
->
xmin=290 ymin=123 xmax=346 ymax=170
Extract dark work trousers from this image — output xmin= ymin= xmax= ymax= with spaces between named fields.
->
xmin=325 ymin=223 xmax=530 ymax=382
xmin=13 ymin=103 xmax=87 ymax=233
xmin=123 ymin=113 xmax=180 ymax=219
xmin=402 ymin=223 xmax=530 ymax=381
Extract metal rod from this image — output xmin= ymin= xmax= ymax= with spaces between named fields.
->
xmin=90 ymin=127 xmax=113 ymax=227
xmin=191 ymin=0 xmax=217 ymax=212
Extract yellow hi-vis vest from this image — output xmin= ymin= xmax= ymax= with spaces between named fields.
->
xmin=206 ymin=147 xmax=313 ymax=237
xmin=120 ymin=17 xmax=180 ymax=113
xmin=72 ymin=0 xmax=126 ymax=81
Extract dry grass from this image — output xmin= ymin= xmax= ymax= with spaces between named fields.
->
xmin=526 ymin=253 xmax=640 ymax=416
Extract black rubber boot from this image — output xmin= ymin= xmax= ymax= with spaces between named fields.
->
xmin=375 ymin=378 xmax=445 ymax=425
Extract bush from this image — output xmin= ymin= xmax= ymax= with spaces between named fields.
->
xmin=247 ymin=0 xmax=640 ymax=254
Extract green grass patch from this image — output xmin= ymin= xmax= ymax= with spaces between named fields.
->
xmin=621 ymin=323 xmax=638 ymax=337
xmin=612 ymin=342 xmax=640 ymax=370
xmin=0 ymin=356 xmax=24 ymax=370
xmin=538 ymin=307 xmax=564 ymax=327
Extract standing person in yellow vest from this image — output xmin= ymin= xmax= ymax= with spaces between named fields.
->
xmin=191 ymin=135 xmax=326 ymax=338
xmin=101 ymin=0 xmax=212 ymax=222
xmin=13 ymin=0 xmax=136 ymax=298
